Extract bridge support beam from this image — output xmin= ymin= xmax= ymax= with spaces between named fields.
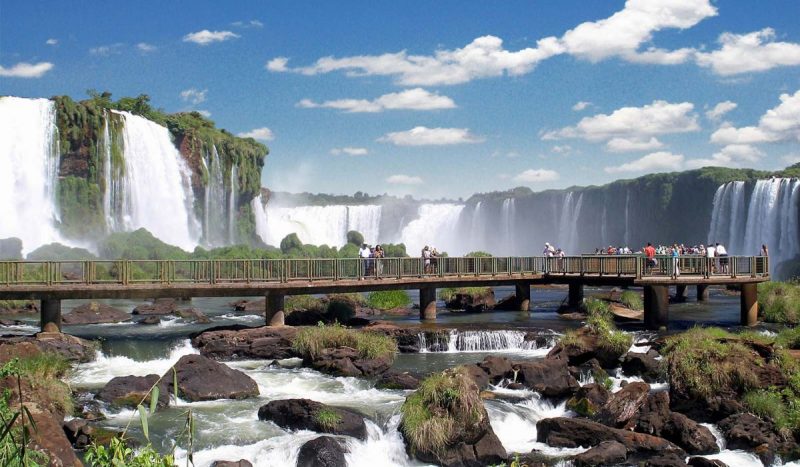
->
xmin=515 ymin=282 xmax=531 ymax=311
xmin=643 ymin=285 xmax=669 ymax=330
xmin=40 ymin=299 xmax=61 ymax=332
xmin=266 ymin=293 xmax=285 ymax=326
xmin=696 ymin=284 xmax=709 ymax=302
xmin=674 ymin=284 xmax=688 ymax=302
xmin=568 ymin=283 xmax=584 ymax=308
xmin=740 ymin=283 xmax=758 ymax=326
xmin=419 ymin=287 xmax=437 ymax=320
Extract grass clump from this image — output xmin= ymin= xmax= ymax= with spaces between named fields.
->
xmin=400 ymin=368 xmax=484 ymax=455
xmin=367 ymin=290 xmax=412 ymax=310
xmin=285 ymin=295 xmax=325 ymax=313
xmin=620 ymin=291 xmax=643 ymax=311
xmin=758 ymin=281 xmax=800 ymax=324
xmin=292 ymin=323 xmax=397 ymax=361
xmin=314 ymin=408 xmax=342 ymax=430
xmin=585 ymin=299 xmax=632 ymax=355
xmin=438 ymin=287 xmax=492 ymax=301
xmin=776 ymin=326 xmax=800 ymax=349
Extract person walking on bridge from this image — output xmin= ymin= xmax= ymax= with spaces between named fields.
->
xmin=359 ymin=243 xmax=371 ymax=279
xmin=644 ymin=242 xmax=656 ymax=273
xmin=671 ymin=243 xmax=680 ymax=278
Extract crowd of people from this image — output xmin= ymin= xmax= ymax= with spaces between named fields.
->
xmin=542 ymin=242 xmax=567 ymax=258
xmin=421 ymin=245 xmax=440 ymax=274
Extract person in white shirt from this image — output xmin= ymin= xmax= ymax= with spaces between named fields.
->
xmin=359 ymin=243 xmax=371 ymax=278
xmin=716 ymin=243 xmax=728 ymax=273
xmin=706 ymin=244 xmax=716 ymax=274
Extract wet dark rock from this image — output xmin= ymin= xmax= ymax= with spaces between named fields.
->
xmin=596 ymin=381 xmax=650 ymax=428
xmin=192 ymin=325 xmax=298 ymax=360
xmin=285 ymin=309 xmax=328 ymax=326
xmin=573 ymin=440 xmax=627 ymax=466
xmin=231 ymin=298 xmax=266 ymax=314
xmin=621 ymin=350 xmax=662 ymax=382
xmin=493 ymin=293 xmax=524 ymax=311
xmin=132 ymin=298 xmax=178 ymax=315
xmin=296 ymin=436 xmax=347 ymax=467
xmin=634 ymin=392 xmax=718 ymax=455
xmin=478 ymin=355 xmax=513 ymax=384
xmin=566 ymin=383 xmax=610 ymax=417
xmin=643 ymin=452 xmax=689 ymax=467
xmin=175 ymin=307 xmax=211 ymax=324
xmin=62 ymin=302 xmax=130 ymax=325
xmin=96 ymin=374 xmax=169 ymax=408
xmin=63 ymin=418 xmax=120 ymax=450
xmin=716 ymin=412 xmax=796 ymax=466
xmin=258 ymin=399 xmax=367 ymax=440
xmin=138 ymin=315 xmax=161 ymax=325
xmin=163 ymin=354 xmax=259 ymax=401
xmin=443 ymin=290 xmax=495 ymax=311
xmin=514 ymin=358 xmax=579 ymax=397
xmin=547 ymin=327 xmax=627 ymax=369
xmin=687 ymin=458 xmax=728 ymax=467
xmin=211 ymin=461 xmax=253 ymax=467
xmin=375 ymin=370 xmax=420 ymax=390
xmin=309 ymin=347 xmax=392 ymax=378
xmin=634 ymin=392 xmax=672 ymax=438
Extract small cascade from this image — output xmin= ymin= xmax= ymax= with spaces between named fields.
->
xmin=228 ymin=164 xmax=238 ymax=244
xmin=416 ymin=330 xmax=555 ymax=353
xmin=0 ymin=97 xmax=62 ymax=253
xmin=399 ymin=203 xmax=465 ymax=255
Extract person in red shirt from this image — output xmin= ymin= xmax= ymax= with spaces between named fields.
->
xmin=644 ymin=242 xmax=657 ymax=273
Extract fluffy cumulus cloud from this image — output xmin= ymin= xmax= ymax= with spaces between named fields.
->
xmin=0 ymin=62 xmax=54 ymax=78
xmin=266 ymin=57 xmax=289 ymax=72
xmin=572 ymin=101 xmax=591 ymax=112
xmin=696 ymin=29 xmax=800 ymax=76
xmin=706 ymin=101 xmax=737 ymax=121
xmin=386 ymin=174 xmax=423 ymax=185
xmin=330 ymin=147 xmax=368 ymax=156
xmin=513 ymin=169 xmax=560 ymax=183
xmin=605 ymin=151 xmax=684 ymax=173
xmin=298 ymin=88 xmax=455 ymax=113
xmin=231 ymin=19 xmax=263 ymax=28
xmin=183 ymin=30 xmax=239 ymax=45
xmin=710 ymin=90 xmax=800 ymax=145
xmin=686 ymin=144 xmax=765 ymax=169
xmin=237 ymin=127 xmax=274 ymax=141
xmin=180 ymin=88 xmax=207 ymax=105
xmin=137 ymin=43 xmax=157 ymax=53
xmin=605 ymin=136 xmax=664 ymax=153
xmin=45 ymin=38 xmax=58 ymax=46
xmin=378 ymin=126 xmax=484 ymax=146
xmin=543 ymin=100 xmax=699 ymax=142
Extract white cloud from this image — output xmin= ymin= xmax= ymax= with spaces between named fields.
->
xmin=386 ymin=174 xmax=423 ymax=185
xmin=378 ymin=126 xmax=484 ymax=146
xmin=45 ymin=38 xmax=58 ymax=46
xmin=180 ymin=88 xmax=208 ymax=105
xmin=237 ymin=127 xmax=274 ymax=141
xmin=572 ymin=101 xmax=591 ymax=112
xmin=686 ymin=144 xmax=764 ymax=169
xmin=543 ymin=100 xmax=699 ymax=142
xmin=782 ymin=154 xmax=800 ymax=166
xmin=331 ymin=147 xmax=368 ymax=156
xmin=232 ymin=19 xmax=263 ymax=28
xmin=605 ymin=136 xmax=664 ymax=153
xmin=197 ymin=110 xmax=212 ymax=118
xmin=183 ymin=30 xmax=239 ymax=45
xmin=705 ymin=101 xmax=737 ymax=121
xmin=298 ymin=88 xmax=456 ymax=113
xmin=551 ymin=145 xmax=573 ymax=154
xmin=710 ymin=90 xmax=800 ymax=145
xmin=605 ymin=151 xmax=684 ymax=173
xmin=513 ymin=169 xmax=560 ymax=183
xmin=89 ymin=43 xmax=124 ymax=56
xmin=137 ymin=42 xmax=156 ymax=53
xmin=0 ymin=62 xmax=54 ymax=78
xmin=266 ymin=57 xmax=289 ymax=72
xmin=695 ymin=28 xmax=800 ymax=76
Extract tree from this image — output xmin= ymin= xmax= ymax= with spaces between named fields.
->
xmin=346 ymin=230 xmax=364 ymax=246
xmin=280 ymin=233 xmax=303 ymax=254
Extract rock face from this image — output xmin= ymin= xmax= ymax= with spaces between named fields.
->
xmin=717 ymin=413 xmax=798 ymax=466
xmin=621 ymin=350 xmax=662 ymax=382
xmin=192 ymin=325 xmax=298 ymax=360
xmin=62 ymin=302 xmax=130 ymax=325
xmin=133 ymin=298 xmax=179 ymax=315
xmin=258 ymin=399 xmax=367 ymax=440
xmin=547 ymin=327 xmax=627 ymax=368
xmin=596 ymin=381 xmax=650 ymax=428
xmin=296 ymin=436 xmax=347 ymax=467
xmin=163 ymin=354 xmax=259 ymax=401
xmin=375 ymin=370 xmax=420 ymax=390
xmin=96 ymin=374 xmax=170 ymax=408
xmin=308 ymin=347 xmax=392 ymax=377
xmin=633 ymin=392 xmax=719 ymax=455
xmin=573 ymin=440 xmax=628 ymax=466
xmin=513 ymin=359 xmax=580 ymax=397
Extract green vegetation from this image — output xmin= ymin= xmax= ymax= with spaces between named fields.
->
xmin=85 ymin=437 xmax=174 ymax=467
xmin=346 ymin=231 xmax=364 ymax=246
xmin=0 ymin=360 xmax=49 ymax=465
xmin=285 ymin=295 xmax=325 ymax=313
xmin=313 ymin=408 xmax=342 ymax=430
xmin=438 ymin=287 xmax=492 ymax=301
xmin=14 ymin=353 xmax=73 ymax=416
xmin=619 ymin=290 xmax=643 ymax=311
xmin=400 ymin=367 xmax=484 ymax=455
xmin=26 ymin=243 xmax=96 ymax=261
xmin=561 ymin=298 xmax=632 ymax=355
xmin=776 ymin=327 xmax=800 ymax=349
xmin=743 ymin=389 xmax=800 ymax=434
xmin=465 ymin=251 xmax=492 ymax=257
xmin=758 ymin=281 xmax=800 ymax=324
xmin=367 ymin=290 xmax=412 ymax=310
xmin=292 ymin=323 xmax=397 ymax=361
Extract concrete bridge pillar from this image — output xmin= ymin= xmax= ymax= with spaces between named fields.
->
xmin=515 ymin=282 xmax=531 ymax=312
xmin=696 ymin=284 xmax=709 ymax=302
xmin=740 ymin=283 xmax=758 ymax=326
xmin=419 ymin=287 xmax=437 ymax=320
xmin=643 ymin=285 xmax=669 ymax=330
xmin=40 ymin=299 xmax=62 ymax=332
xmin=266 ymin=293 xmax=285 ymax=326
xmin=568 ymin=283 xmax=584 ymax=308
xmin=674 ymin=284 xmax=688 ymax=302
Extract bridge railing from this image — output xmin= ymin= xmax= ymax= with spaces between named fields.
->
xmin=0 ymin=255 xmax=768 ymax=286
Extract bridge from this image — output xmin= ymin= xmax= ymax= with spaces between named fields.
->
xmin=0 ymin=255 xmax=769 ymax=331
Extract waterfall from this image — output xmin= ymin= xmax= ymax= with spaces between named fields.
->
xmin=469 ymin=201 xmax=485 ymax=251
xmin=252 ymin=194 xmax=269 ymax=244
xmin=101 ymin=114 xmax=113 ymax=230
xmin=501 ymin=198 xmax=516 ymax=254
xmin=253 ymin=202 xmax=382 ymax=247
xmin=112 ymin=110 xmax=200 ymax=251
xmin=0 ymin=97 xmax=63 ymax=253
xmin=416 ymin=330 xmax=556 ymax=353
xmin=399 ymin=203 xmax=465 ymax=255
xmin=557 ymin=192 xmax=583 ymax=254
xmin=228 ymin=164 xmax=238 ymax=244
xmin=202 ymin=146 xmax=227 ymax=247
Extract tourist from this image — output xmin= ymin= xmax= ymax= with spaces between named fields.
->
xmin=430 ymin=247 xmax=439 ymax=274
xmin=375 ymin=245 xmax=385 ymax=277
xmin=672 ymin=243 xmax=680 ymax=278
xmin=706 ymin=243 xmax=716 ymax=274
xmin=761 ymin=244 xmax=769 ymax=257
xmin=422 ymin=246 xmax=431 ymax=274
xmin=359 ymin=243 xmax=371 ymax=278
xmin=716 ymin=242 xmax=728 ymax=274
xmin=543 ymin=242 xmax=555 ymax=257
xmin=644 ymin=242 xmax=657 ymax=273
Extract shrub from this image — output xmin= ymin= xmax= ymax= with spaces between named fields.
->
xmin=620 ymin=291 xmax=643 ymax=311
xmin=367 ymin=290 xmax=411 ymax=310
xmin=292 ymin=323 xmax=397 ymax=361
xmin=314 ymin=408 xmax=342 ymax=430
xmin=582 ymin=299 xmax=632 ymax=356
xmin=438 ymin=287 xmax=492 ymax=301
xmin=285 ymin=295 xmax=325 ymax=313
xmin=776 ymin=327 xmax=800 ymax=349
xmin=465 ymin=251 xmax=492 ymax=257
xmin=346 ymin=231 xmax=364 ymax=246
xmin=758 ymin=281 xmax=800 ymax=324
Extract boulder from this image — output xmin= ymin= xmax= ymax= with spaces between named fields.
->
xmin=175 ymin=307 xmax=211 ymax=324
xmin=96 ymin=374 xmax=170 ymax=408
xmin=61 ymin=302 xmax=131 ymax=325
xmin=717 ymin=413 xmax=793 ymax=466
xmin=443 ymin=290 xmax=495 ymax=311
xmin=573 ymin=440 xmax=627 ymax=466
xmin=513 ymin=358 xmax=579 ymax=397
xmin=596 ymin=381 xmax=650 ymax=428
xmin=231 ymin=299 xmax=266 ymax=314
xmin=621 ymin=350 xmax=662 ymax=382
xmin=493 ymin=293 xmax=524 ymax=311
xmin=163 ymin=354 xmax=259 ymax=401
xmin=133 ymin=298 xmax=178 ymax=315
xmin=547 ymin=326 xmax=627 ymax=369
xmin=477 ymin=355 xmax=513 ymax=384
xmin=192 ymin=325 xmax=298 ymax=360
xmin=296 ymin=436 xmax=347 ymax=467
xmin=211 ymin=461 xmax=253 ymax=467
xmin=643 ymin=452 xmax=689 ymax=467
xmin=634 ymin=392 xmax=718 ymax=455
xmin=138 ymin=315 xmax=161 ymax=325
xmin=687 ymin=458 xmax=728 ymax=467
xmin=375 ymin=370 xmax=420 ymax=390
xmin=12 ymin=332 xmax=96 ymax=363
xmin=635 ymin=391 xmax=672 ymax=436
xmin=63 ymin=418 xmax=119 ymax=450
xmin=308 ymin=347 xmax=392 ymax=378
xmin=258 ymin=399 xmax=367 ymax=440
xmin=460 ymin=363 xmax=490 ymax=389
xmin=566 ymin=383 xmax=610 ymax=417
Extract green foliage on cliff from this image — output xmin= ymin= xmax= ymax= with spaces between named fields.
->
xmin=101 ymin=229 xmax=189 ymax=260
xmin=57 ymin=176 xmax=104 ymax=239
xmin=758 ymin=281 xmax=800 ymax=324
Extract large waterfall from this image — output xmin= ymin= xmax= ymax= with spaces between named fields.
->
xmin=708 ymin=178 xmax=800 ymax=275
xmin=0 ymin=97 xmax=63 ymax=253
xmin=111 ymin=111 xmax=200 ymax=251
xmin=398 ymin=204 xmax=465 ymax=255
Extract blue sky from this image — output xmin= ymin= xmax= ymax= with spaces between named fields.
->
xmin=2 ymin=0 xmax=800 ymax=198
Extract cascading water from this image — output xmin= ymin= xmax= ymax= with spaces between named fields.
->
xmin=398 ymin=203 xmax=465 ymax=255
xmin=203 ymin=146 xmax=228 ymax=247
xmin=0 ymin=96 xmax=63 ymax=253
xmin=416 ymin=330 xmax=555 ymax=353
xmin=228 ymin=165 xmax=238 ymax=244
xmin=469 ymin=201 xmax=485 ymax=250
xmin=557 ymin=192 xmax=583 ymax=254
xmin=112 ymin=110 xmax=200 ymax=251
xmin=501 ymin=198 xmax=516 ymax=255
xmin=253 ymin=202 xmax=382 ymax=247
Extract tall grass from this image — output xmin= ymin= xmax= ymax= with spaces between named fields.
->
xmin=292 ymin=323 xmax=397 ymax=360
xmin=619 ymin=291 xmax=643 ymax=311
xmin=438 ymin=287 xmax=492 ymax=301
xmin=758 ymin=281 xmax=800 ymax=324
xmin=366 ymin=290 xmax=411 ymax=310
